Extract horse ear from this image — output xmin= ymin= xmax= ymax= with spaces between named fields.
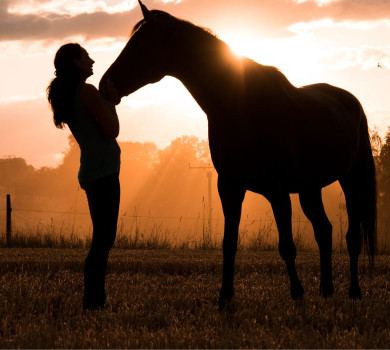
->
xmin=138 ymin=0 xmax=152 ymax=21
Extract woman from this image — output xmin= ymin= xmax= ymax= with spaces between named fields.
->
xmin=47 ymin=43 xmax=121 ymax=310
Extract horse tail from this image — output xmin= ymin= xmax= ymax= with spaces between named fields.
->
xmin=357 ymin=112 xmax=377 ymax=265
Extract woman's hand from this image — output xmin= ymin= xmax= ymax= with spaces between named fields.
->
xmin=100 ymin=79 xmax=121 ymax=105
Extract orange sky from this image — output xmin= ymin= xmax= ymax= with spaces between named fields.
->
xmin=1 ymin=0 xmax=390 ymax=167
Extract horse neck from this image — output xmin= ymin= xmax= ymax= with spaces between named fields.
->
xmin=169 ymin=38 xmax=246 ymax=117
xmin=167 ymin=29 xmax=296 ymax=122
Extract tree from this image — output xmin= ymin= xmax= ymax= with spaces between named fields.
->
xmin=377 ymin=127 xmax=390 ymax=217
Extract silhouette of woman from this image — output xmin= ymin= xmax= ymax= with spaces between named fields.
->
xmin=47 ymin=43 xmax=121 ymax=310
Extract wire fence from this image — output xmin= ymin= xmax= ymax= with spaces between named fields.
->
xmin=0 ymin=206 xmax=347 ymax=223
xmin=1 ymin=204 xmax=389 ymax=253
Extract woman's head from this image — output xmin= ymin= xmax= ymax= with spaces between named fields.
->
xmin=47 ymin=43 xmax=95 ymax=128
xmin=54 ymin=43 xmax=95 ymax=81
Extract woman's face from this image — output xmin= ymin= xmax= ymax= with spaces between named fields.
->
xmin=74 ymin=48 xmax=95 ymax=80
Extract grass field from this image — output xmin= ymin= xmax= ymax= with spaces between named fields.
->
xmin=1 ymin=248 xmax=390 ymax=348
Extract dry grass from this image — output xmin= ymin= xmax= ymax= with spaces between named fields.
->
xmin=1 ymin=249 xmax=390 ymax=348
xmin=4 ymin=211 xmax=390 ymax=253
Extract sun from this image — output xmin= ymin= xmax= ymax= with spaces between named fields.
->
xmin=222 ymin=33 xmax=261 ymax=60
xmin=221 ymin=31 xmax=321 ymax=87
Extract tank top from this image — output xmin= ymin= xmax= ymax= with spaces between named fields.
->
xmin=67 ymin=87 xmax=121 ymax=189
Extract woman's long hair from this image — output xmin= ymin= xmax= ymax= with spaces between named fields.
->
xmin=47 ymin=43 xmax=83 ymax=129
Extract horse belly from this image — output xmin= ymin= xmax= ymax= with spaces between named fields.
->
xmin=299 ymin=114 xmax=359 ymax=182
xmin=208 ymin=126 xmax=301 ymax=191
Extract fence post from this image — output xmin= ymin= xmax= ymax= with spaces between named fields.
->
xmin=6 ymin=194 xmax=12 ymax=246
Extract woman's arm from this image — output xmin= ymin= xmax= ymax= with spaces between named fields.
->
xmin=79 ymin=82 xmax=120 ymax=138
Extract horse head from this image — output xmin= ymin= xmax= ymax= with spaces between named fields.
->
xmin=100 ymin=1 xmax=179 ymax=102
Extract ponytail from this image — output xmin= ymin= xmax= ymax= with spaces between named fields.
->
xmin=47 ymin=43 xmax=83 ymax=129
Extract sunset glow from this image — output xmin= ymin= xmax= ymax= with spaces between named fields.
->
xmin=2 ymin=3 xmax=390 ymax=337
xmin=1 ymin=0 xmax=390 ymax=167
xmin=222 ymin=32 xmax=320 ymax=86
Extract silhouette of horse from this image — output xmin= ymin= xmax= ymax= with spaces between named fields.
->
xmin=101 ymin=1 xmax=377 ymax=309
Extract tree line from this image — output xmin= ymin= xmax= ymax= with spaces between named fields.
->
xmin=1 ymin=131 xmax=389 ymax=246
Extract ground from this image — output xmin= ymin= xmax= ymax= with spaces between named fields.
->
xmin=1 ymin=249 xmax=390 ymax=348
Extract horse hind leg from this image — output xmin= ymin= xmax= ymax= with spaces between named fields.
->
xmin=299 ymin=189 xmax=334 ymax=298
xmin=267 ymin=192 xmax=304 ymax=300
xmin=339 ymin=121 xmax=377 ymax=299
xmin=340 ymin=179 xmax=363 ymax=299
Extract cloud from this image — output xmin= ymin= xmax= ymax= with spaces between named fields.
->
xmin=289 ymin=18 xmax=390 ymax=35
xmin=0 ymin=0 xmax=142 ymax=41
xmin=326 ymin=0 xmax=390 ymax=21
xmin=319 ymin=45 xmax=390 ymax=71
xmin=2 ymin=0 xmax=390 ymax=42
xmin=294 ymin=0 xmax=339 ymax=6
xmin=8 ymin=0 xmax=137 ymax=16
xmin=0 ymin=93 xmax=45 ymax=104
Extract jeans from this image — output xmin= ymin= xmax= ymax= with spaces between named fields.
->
xmin=83 ymin=172 xmax=120 ymax=310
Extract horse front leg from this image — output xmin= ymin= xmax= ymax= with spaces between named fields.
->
xmin=267 ymin=191 xmax=304 ymax=300
xmin=218 ymin=176 xmax=246 ymax=311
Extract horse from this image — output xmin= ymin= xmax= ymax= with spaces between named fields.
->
xmin=100 ymin=1 xmax=377 ymax=310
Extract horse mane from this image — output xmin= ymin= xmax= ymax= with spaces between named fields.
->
xmin=131 ymin=10 xmax=295 ymax=91
xmin=131 ymin=10 xmax=216 ymax=39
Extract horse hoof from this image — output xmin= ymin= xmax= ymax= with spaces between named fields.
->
xmin=218 ymin=296 xmax=232 ymax=312
xmin=291 ymin=283 xmax=304 ymax=300
xmin=349 ymin=286 xmax=362 ymax=300
xmin=218 ymin=288 xmax=234 ymax=312
xmin=320 ymin=283 xmax=334 ymax=299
